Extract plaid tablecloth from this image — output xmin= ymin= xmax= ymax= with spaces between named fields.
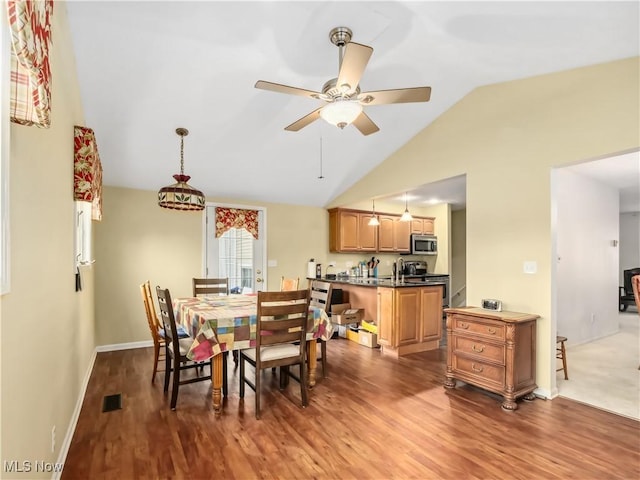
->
xmin=174 ymin=294 xmax=334 ymax=362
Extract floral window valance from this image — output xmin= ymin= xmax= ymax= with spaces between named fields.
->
xmin=215 ymin=207 xmax=259 ymax=239
xmin=73 ymin=126 xmax=103 ymax=221
xmin=7 ymin=0 xmax=54 ymax=128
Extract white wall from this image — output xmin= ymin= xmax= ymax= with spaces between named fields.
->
xmin=619 ymin=212 xmax=640 ymax=283
xmin=555 ymin=169 xmax=619 ymax=345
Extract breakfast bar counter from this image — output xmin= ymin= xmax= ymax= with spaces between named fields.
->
xmin=315 ymin=277 xmax=445 ymax=357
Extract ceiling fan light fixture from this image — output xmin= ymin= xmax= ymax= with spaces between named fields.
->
xmin=158 ymin=128 xmax=205 ymax=211
xmin=320 ymin=99 xmax=363 ymax=129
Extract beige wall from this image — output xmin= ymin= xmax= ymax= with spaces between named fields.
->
xmin=94 ymin=187 xmax=331 ymax=345
xmin=451 ymin=209 xmax=467 ymax=307
xmin=330 ymin=57 xmax=640 ymax=395
xmin=0 ymin=4 xmax=95 ymax=477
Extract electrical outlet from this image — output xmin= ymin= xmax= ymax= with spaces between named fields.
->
xmin=329 ymin=261 xmax=336 ymax=267
xmin=591 ymin=313 xmax=595 ymax=323
xmin=51 ymin=425 xmax=56 ymax=453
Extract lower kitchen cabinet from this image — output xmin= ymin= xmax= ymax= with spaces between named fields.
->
xmin=377 ymin=285 xmax=443 ymax=356
xmin=443 ymin=307 xmax=539 ymax=411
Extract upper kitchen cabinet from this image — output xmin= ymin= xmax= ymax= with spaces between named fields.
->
xmin=329 ymin=208 xmax=378 ymax=252
xmin=378 ymin=215 xmax=410 ymax=253
xmin=411 ymin=218 xmax=435 ymax=235
xmin=329 ymin=208 xmax=434 ymax=253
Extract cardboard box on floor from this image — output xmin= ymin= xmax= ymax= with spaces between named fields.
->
xmin=344 ymin=323 xmax=379 ymax=348
xmin=330 ymin=303 xmax=365 ymax=325
xmin=337 ymin=323 xmax=359 ymax=338
xmin=360 ymin=319 xmax=378 ymax=335
xmin=358 ymin=329 xmax=378 ymax=348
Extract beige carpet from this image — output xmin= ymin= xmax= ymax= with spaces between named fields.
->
xmin=557 ymin=312 xmax=639 ymax=420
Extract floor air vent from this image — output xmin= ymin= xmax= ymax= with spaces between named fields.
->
xmin=102 ymin=393 xmax=122 ymax=412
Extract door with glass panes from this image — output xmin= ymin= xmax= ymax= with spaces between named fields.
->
xmin=204 ymin=204 xmax=266 ymax=293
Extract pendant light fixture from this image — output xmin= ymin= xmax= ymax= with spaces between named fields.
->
xmin=368 ymin=199 xmax=380 ymax=226
xmin=158 ymin=128 xmax=205 ymax=211
xmin=400 ymin=192 xmax=413 ymax=222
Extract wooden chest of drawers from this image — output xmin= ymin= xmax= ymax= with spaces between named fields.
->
xmin=444 ymin=307 xmax=539 ymax=411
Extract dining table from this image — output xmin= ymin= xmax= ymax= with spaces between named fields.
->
xmin=173 ymin=293 xmax=333 ymax=415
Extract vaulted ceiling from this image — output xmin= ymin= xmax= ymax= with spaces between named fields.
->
xmin=66 ymin=1 xmax=639 ymax=208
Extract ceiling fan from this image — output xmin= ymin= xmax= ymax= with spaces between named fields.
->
xmin=255 ymin=27 xmax=432 ymax=136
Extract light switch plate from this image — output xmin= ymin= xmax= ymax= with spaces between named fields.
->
xmin=523 ymin=261 xmax=537 ymax=274
xmin=267 ymin=259 xmax=277 ymax=267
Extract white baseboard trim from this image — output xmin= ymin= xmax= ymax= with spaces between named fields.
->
xmin=54 ymin=348 xmax=97 ymax=480
xmin=96 ymin=340 xmax=152 ymax=352
xmin=534 ymin=387 xmax=553 ymax=399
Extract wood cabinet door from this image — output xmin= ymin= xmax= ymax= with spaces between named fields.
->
xmin=422 ymin=218 xmax=435 ymax=234
xmin=395 ymin=288 xmax=420 ymax=346
xmin=339 ymin=210 xmax=359 ymax=251
xmin=377 ymin=288 xmax=395 ymax=346
xmin=378 ymin=215 xmax=395 ymax=252
xmin=394 ymin=218 xmax=411 ymax=252
xmin=358 ymin=213 xmax=378 ymax=251
xmin=420 ymin=286 xmax=443 ymax=342
xmin=410 ymin=219 xmax=424 ymax=234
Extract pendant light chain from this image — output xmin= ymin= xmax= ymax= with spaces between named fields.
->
xmin=179 ymin=133 xmax=185 ymax=176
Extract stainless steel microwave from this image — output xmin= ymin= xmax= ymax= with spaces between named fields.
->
xmin=410 ymin=234 xmax=437 ymax=255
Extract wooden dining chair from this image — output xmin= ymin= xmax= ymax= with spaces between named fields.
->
xmin=140 ymin=281 xmax=166 ymax=384
xmin=309 ymin=279 xmax=332 ymax=378
xmin=280 ymin=276 xmax=300 ymax=292
xmin=140 ymin=280 xmax=190 ymax=383
xmin=193 ymin=277 xmax=229 ymax=297
xmin=156 ymin=286 xmax=228 ymax=410
xmin=239 ymin=289 xmax=310 ymax=419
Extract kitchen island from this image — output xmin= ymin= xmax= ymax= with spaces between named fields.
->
xmin=315 ymin=276 xmax=445 ymax=357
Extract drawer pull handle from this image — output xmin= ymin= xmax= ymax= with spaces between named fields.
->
xmin=472 ymin=344 xmax=485 ymax=353
xmin=487 ymin=327 xmax=496 ymax=335
xmin=459 ymin=322 xmax=469 ymax=329
xmin=471 ymin=363 xmax=483 ymax=373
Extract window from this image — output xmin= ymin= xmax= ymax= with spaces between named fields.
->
xmin=217 ymin=227 xmax=254 ymax=293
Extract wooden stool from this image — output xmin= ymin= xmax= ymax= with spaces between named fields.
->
xmin=556 ymin=336 xmax=568 ymax=380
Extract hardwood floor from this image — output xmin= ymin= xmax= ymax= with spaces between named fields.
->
xmin=62 ymin=339 xmax=639 ymax=479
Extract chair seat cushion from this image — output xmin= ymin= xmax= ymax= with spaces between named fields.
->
xmin=243 ymin=344 xmax=300 ymax=362
xmin=158 ymin=325 xmax=190 ymax=339
xmin=168 ymin=337 xmax=196 ymax=357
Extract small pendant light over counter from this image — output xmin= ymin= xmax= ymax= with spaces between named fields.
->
xmin=400 ymin=192 xmax=413 ymax=222
xmin=158 ymin=128 xmax=206 ymax=211
xmin=368 ymin=199 xmax=380 ymax=226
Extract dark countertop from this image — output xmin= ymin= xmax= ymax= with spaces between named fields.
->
xmin=313 ymin=276 xmax=446 ymax=288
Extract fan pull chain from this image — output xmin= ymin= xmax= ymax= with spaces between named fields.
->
xmin=318 ymin=136 xmax=324 ymax=179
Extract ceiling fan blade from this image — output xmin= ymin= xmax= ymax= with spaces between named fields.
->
xmin=352 ymin=111 xmax=380 ymax=136
xmin=336 ymin=42 xmax=373 ymax=94
xmin=284 ymin=107 xmax=323 ymax=132
xmin=255 ymin=80 xmax=321 ymax=99
xmin=359 ymin=86 xmax=432 ymax=106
